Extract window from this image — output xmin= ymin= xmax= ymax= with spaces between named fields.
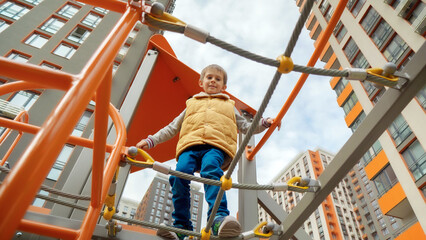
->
xmin=373 ymin=164 xmax=398 ymax=196
xmin=383 ymin=35 xmax=410 ymax=64
xmin=344 ymin=38 xmax=359 ymax=62
xmin=402 ymin=140 xmax=425 ymax=181
xmin=53 ymin=42 xmax=77 ymax=59
xmin=361 ymin=7 xmax=380 ymax=34
xmin=47 ymin=144 xmax=73 ymax=180
xmin=333 ymin=21 xmax=347 ymax=43
xmin=32 ymin=190 xmax=48 ymax=207
xmin=0 ymin=1 xmax=29 ymax=20
xmin=72 ymin=110 xmax=92 ymax=137
xmin=342 ymin=92 xmax=358 ymax=115
xmin=67 ymin=26 xmax=90 ymax=44
xmin=94 ymin=7 xmax=109 ymax=14
xmin=352 ymin=52 xmax=369 ymax=68
xmin=350 ymin=111 xmax=365 ymax=132
xmin=416 ymin=85 xmax=426 ymax=109
xmin=82 ymin=12 xmax=102 ymax=27
xmin=9 ymin=91 xmax=39 ymax=110
xmin=398 ymin=0 xmax=425 ymax=34
xmin=57 ymin=4 xmax=80 ymax=19
xmin=40 ymin=17 xmax=66 ymax=34
xmin=371 ymin=20 xmax=394 ymax=49
xmin=7 ymin=51 xmax=30 ymax=63
xmin=334 ymin=78 xmax=348 ymax=96
xmin=347 ymin=0 xmax=366 ymax=16
xmin=362 ymin=140 xmax=382 ymax=166
xmin=25 ymin=32 xmax=49 ymax=48
xmin=40 ymin=61 xmax=60 ymax=70
xmin=388 ymin=114 xmax=412 ymax=146
xmin=0 ymin=19 xmax=10 ymax=33
xmin=23 ymin=0 xmax=43 ymax=5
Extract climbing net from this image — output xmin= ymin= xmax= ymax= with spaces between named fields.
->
xmin=0 ymin=0 xmax=409 ymax=239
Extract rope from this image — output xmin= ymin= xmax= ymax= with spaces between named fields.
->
xmin=284 ymin=0 xmax=315 ymax=57
xmin=0 ymin=165 xmax=91 ymax=200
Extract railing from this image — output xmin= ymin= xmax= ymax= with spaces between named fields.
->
xmin=0 ymin=0 xmax=137 ymax=239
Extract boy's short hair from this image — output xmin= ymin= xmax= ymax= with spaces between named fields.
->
xmin=200 ymin=64 xmax=228 ymax=85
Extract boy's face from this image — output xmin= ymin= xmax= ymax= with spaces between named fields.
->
xmin=199 ymin=69 xmax=227 ymax=94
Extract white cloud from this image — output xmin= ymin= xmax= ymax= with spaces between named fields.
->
xmin=122 ymin=0 xmax=352 ymax=228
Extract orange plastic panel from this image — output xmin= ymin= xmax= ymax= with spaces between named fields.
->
xmin=127 ymin=35 xmax=255 ymax=172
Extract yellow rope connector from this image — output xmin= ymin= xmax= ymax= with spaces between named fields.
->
xmin=126 ymin=147 xmax=155 ymax=165
xmin=201 ymin=228 xmax=211 ymax=240
xmin=253 ymin=221 xmax=273 ymax=238
xmin=276 ymin=55 xmax=294 ymax=74
xmin=366 ymin=67 xmax=398 ymax=87
xmin=287 ymin=176 xmax=309 ymax=190
xmin=103 ymin=206 xmax=116 ymax=221
xmin=220 ymin=176 xmax=232 ymax=191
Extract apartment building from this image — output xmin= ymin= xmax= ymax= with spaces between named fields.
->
xmin=135 ymin=173 xmax=204 ymax=232
xmin=117 ymin=197 xmax=139 ymax=224
xmin=295 ymin=0 xmax=425 ymax=239
xmin=0 ymin=0 xmax=174 ymax=238
xmin=259 ymin=149 xmax=363 ymax=240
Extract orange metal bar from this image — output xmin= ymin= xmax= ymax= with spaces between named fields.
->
xmin=19 ymin=219 xmax=78 ymax=240
xmin=91 ymin=66 xmax=113 ymax=208
xmin=0 ymin=112 xmax=28 ymax=165
xmin=78 ymin=104 xmax=127 ymax=239
xmin=0 ymin=57 xmax=73 ymax=91
xmin=76 ymin=0 xmax=127 ymax=13
xmin=247 ymin=0 xmax=349 ymax=160
xmin=0 ymin=117 xmax=114 ymax=152
xmin=0 ymin=3 xmax=139 ymax=236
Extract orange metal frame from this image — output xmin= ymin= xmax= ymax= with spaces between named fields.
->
xmin=0 ymin=111 xmax=28 ymax=166
xmin=0 ymin=0 xmax=348 ymax=238
xmin=0 ymin=0 xmax=140 ymax=239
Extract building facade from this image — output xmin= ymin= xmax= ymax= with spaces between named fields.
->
xmin=135 ymin=173 xmax=204 ymax=232
xmin=0 ymin=0 xmax=174 ymax=238
xmin=295 ymin=0 xmax=425 ymax=239
xmin=117 ymin=197 xmax=139 ymax=224
xmin=259 ymin=149 xmax=363 ymax=240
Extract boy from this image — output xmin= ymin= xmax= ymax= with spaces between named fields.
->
xmin=136 ymin=64 xmax=278 ymax=239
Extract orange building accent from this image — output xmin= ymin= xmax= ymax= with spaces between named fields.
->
xmin=337 ymin=84 xmax=354 ymax=106
xmin=365 ymin=150 xmax=389 ymax=180
xmin=324 ymin=53 xmax=337 ymax=69
xmin=345 ymin=102 xmax=363 ymax=127
xmin=378 ymin=183 xmax=406 ymax=215
xmin=395 ymin=222 xmax=426 ymax=240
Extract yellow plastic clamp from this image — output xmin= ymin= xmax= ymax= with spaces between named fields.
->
xmin=287 ymin=176 xmax=309 ymax=190
xmin=126 ymin=148 xmax=155 ymax=165
xmin=103 ymin=206 xmax=115 ymax=221
xmin=201 ymin=228 xmax=211 ymax=240
xmin=276 ymin=55 xmax=294 ymax=74
xmin=105 ymin=194 xmax=116 ymax=208
xmin=253 ymin=221 xmax=273 ymax=238
xmin=147 ymin=12 xmax=186 ymax=27
xmin=220 ymin=176 xmax=232 ymax=191
xmin=366 ymin=68 xmax=398 ymax=86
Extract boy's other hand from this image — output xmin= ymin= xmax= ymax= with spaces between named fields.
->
xmin=136 ymin=139 xmax=148 ymax=149
xmin=268 ymin=118 xmax=282 ymax=131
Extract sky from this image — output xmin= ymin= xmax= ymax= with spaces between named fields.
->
xmin=122 ymin=0 xmax=352 ymax=224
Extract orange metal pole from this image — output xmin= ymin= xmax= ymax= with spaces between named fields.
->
xmin=0 ymin=4 xmax=138 ymax=236
xmin=0 ymin=57 xmax=73 ymax=91
xmin=76 ymin=0 xmax=127 ymax=14
xmin=0 ymin=117 xmax=114 ymax=152
xmin=19 ymin=219 xmax=78 ymax=240
xmin=0 ymin=112 xmax=28 ymax=165
xmin=78 ymin=105 xmax=127 ymax=240
xmin=91 ymin=66 xmax=112 ymax=208
xmin=247 ymin=0 xmax=349 ymax=160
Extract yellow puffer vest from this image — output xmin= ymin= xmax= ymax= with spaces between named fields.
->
xmin=176 ymin=93 xmax=237 ymax=170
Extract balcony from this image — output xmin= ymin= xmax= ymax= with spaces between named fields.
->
xmin=378 ymin=183 xmax=413 ymax=219
xmin=365 ymin=150 xmax=389 ymax=180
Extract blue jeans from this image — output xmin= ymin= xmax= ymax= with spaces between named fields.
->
xmin=169 ymin=145 xmax=230 ymax=229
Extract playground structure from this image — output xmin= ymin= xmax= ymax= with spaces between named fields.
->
xmin=0 ymin=0 xmax=425 ymax=239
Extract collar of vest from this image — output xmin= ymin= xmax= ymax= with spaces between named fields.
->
xmin=193 ymin=92 xmax=230 ymax=100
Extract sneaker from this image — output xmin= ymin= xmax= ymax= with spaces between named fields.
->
xmin=211 ymin=216 xmax=242 ymax=237
xmin=156 ymin=224 xmax=187 ymax=240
